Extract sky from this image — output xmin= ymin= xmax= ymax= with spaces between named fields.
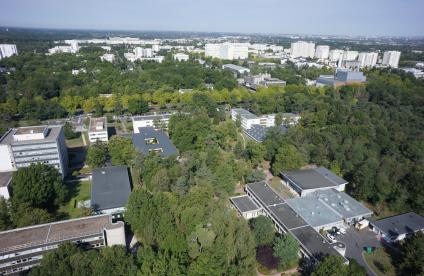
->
xmin=1 ymin=0 xmax=424 ymax=36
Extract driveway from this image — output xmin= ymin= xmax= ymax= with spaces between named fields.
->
xmin=336 ymin=226 xmax=381 ymax=276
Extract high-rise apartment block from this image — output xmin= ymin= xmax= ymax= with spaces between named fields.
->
xmin=382 ymin=51 xmax=401 ymax=68
xmin=314 ymin=45 xmax=330 ymax=59
xmin=290 ymin=41 xmax=315 ymax=58
xmin=205 ymin=43 xmax=248 ymax=60
xmin=0 ymin=44 xmax=18 ymax=60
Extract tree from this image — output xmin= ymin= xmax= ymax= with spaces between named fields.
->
xmin=271 ymin=144 xmax=305 ymax=174
xmin=274 ymin=113 xmax=283 ymax=126
xmin=108 ymin=136 xmax=137 ymax=166
xmin=245 ymin=142 xmax=266 ymax=167
xmin=311 ymin=255 xmax=347 ymax=276
xmin=63 ymin=122 xmax=80 ymax=140
xmin=11 ymin=163 xmax=66 ymax=211
xmin=272 ymin=234 xmax=299 ymax=269
xmin=86 ymin=141 xmax=108 ymax=168
xmin=400 ymin=232 xmax=424 ymax=275
xmin=250 ymin=216 xmax=274 ymax=246
xmin=245 ymin=170 xmax=266 ymax=183
xmin=128 ymin=97 xmax=149 ymax=114
xmin=0 ymin=198 xmax=12 ymax=231
xmin=12 ymin=204 xmax=53 ymax=227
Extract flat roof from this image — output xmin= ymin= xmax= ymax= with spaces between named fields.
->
xmin=89 ymin=117 xmax=107 ymax=132
xmin=132 ymin=127 xmax=177 ymax=157
xmin=246 ymin=181 xmax=285 ymax=207
xmin=132 ymin=113 xmax=173 ymax=121
xmin=281 ymin=167 xmax=347 ymax=191
xmin=0 ymin=215 xmax=121 ymax=254
xmin=371 ymin=212 xmax=424 ymax=237
xmin=244 ymin=125 xmax=287 ymax=142
xmin=0 ymin=171 xmax=13 ymax=188
xmin=14 ymin=126 xmax=47 ymax=135
xmin=286 ymin=196 xmax=342 ymax=228
xmin=232 ymin=108 xmax=257 ymax=120
xmin=230 ymin=195 xmax=261 ymax=213
xmin=268 ymin=203 xmax=308 ymax=230
xmin=91 ymin=166 xmax=131 ymax=211
xmin=0 ymin=125 xmax=62 ymax=145
xmin=223 ymin=64 xmax=249 ymax=71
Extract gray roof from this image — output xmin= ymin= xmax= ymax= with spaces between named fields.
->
xmin=230 ymin=195 xmax=261 ymax=213
xmin=91 ymin=166 xmax=131 ymax=211
xmin=244 ymin=125 xmax=287 ymax=142
xmin=132 ymin=113 xmax=173 ymax=121
xmin=0 ymin=125 xmax=62 ymax=145
xmin=246 ymin=181 xmax=285 ymax=206
xmin=222 ymin=64 xmax=249 ymax=72
xmin=335 ymin=70 xmax=366 ymax=82
xmin=132 ymin=127 xmax=177 ymax=157
xmin=0 ymin=172 xmax=12 ymax=188
xmin=281 ymin=167 xmax=348 ymax=191
xmin=232 ymin=108 xmax=257 ymax=120
xmin=371 ymin=212 xmax=424 ymax=237
xmin=268 ymin=203 xmax=308 ymax=230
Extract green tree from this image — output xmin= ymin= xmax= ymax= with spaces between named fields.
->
xmin=245 ymin=142 xmax=266 ymax=166
xmin=274 ymin=113 xmax=283 ymax=126
xmin=272 ymin=234 xmax=299 ymax=269
xmin=250 ymin=216 xmax=274 ymax=246
xmin=128 ymin=97 xmax=149 ymax=114
xmin=12 ymin=204 xmax=53 ymax=227
xmin=400 ymin=232 xmax=424 ymax=275
xmin=86 ymin=141 xmax=108 ymax=168
xmin=63 ymin=122 xmax=80 ymax=140
xmin=0 ymin=198 xmax=12 ymax=231
xmin=311 ymin=255 xmax=347 ymax=276
xmin=271 ymin=144 xmax=305 ymax=174
xmin=108 ymin=136 xmax=137 ymax=166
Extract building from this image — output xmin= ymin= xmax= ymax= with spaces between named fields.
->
xmin=357 ymin=52 xmax=378 ymax=68
xmin=173 ymin=53 xmax=189 ymax=62
xmin=135 ymin=47 xmax=153 ymax=58
xmin=329 ymin=49 xmax=344 ymax=62
xmin=316 ymin=69 xmax=366 ymax=87
xmin=244 ymin=124 xmax=287 ymax=143
xmin=0 ymin=44 xmax=18 ymax=60
xmin=342 ymin=51 xmax=358 ymax=61
xmin=230 ymin=195 xmax=262 ymax=219
xmin=382 ymin=51 xmax=401 ymax=68
xmin=100 ymin=53 xmax=115 ymax=62
xmin=132 ymin=127 xmax=177 ymax=157
xmin=0 ymin=171 xmax=12 ymax=199
xmin=290 ymin=41 xmax=315 ymax=58
xmin=370 ymin=212 xmax=424 ymax=243
xmin=88 ymin=117 xmax=108 ymax=144
xmin=0 ymin=214 xmax=125 ymax=275
xmin=281 ymin=167 xmax=348 ymax=197
xmin=48 ymin=41 xmax=79 ymax=54
xmin=400 ymin=68 xmax=424 ymax=79
xmin=0 ymin=126 xmax=68 ymax=177
xmin=314 ymin=45 xmax=330 ymax=60
xmin=132 ymin=113 xmax=174 ymax=131
xmin=205 ymin=43 xmax=248 ymax=60
xmin=91 ymin=166 xmax=131 ymax=218
xmin=244 ymin=74 xmax=286 ymax=90
xmin=222 ymin=64 xmax=250 ymax=75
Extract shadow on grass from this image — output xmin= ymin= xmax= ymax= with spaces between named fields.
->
xmin=256 ymin=245 xmax=279 ymax=271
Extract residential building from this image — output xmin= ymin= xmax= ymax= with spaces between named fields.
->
xmin=222 ymin=64 xmax=250 ymax=75
xmin=342 ymin=51 xmax=358 ymax=61
xmin=132 ymin=113 xmax=174 ymax=131
xmin=329 ymin=49 xmax=344 ymax=62
xmin=0 ymin=125 xmax=68 ymax=177
xmin=280 ymin=167 xmax=348 ymax=196
xmin=48 ymin=41 xmax=79 ymax=54
xmin=382 ymin=51 xmax=401 ymax=68
xmin=0 ymin=214 xmax=125 ymax=275
xmin=400 ymin=68 xmax=424 ymax=79
xmin=205 ymin=43 xmax=248 ymax=60
xmin=173 ymin=53 xmax=189 ymax=62
xmin=370 ymin=212 xmax=424 ymax=243
xmin=90 ymin=166 xmax=131 ymax=218
xmin=314 ymin=45 xmax=330 ymax=59
xmin=0 ymin=44 xmax=18 ymax=60
xmin=290 ymin=41 xmax=315 ymax=58
xmin=132 ymin=127 xmax=177 ymax=157
xmin=135 ymin=47 xmax=153 ymax=58
xmin=88 ymin=117 xmax=108 ymax=144
xmin=0 ymin=172 xmax=12 ymax=199
xmin=230 ymin=195 xmax=262 ymax=219
xmin=357 ymin=52 xmax=378 ymax=68
xmin=100 ymin=53 xmax=115 ymax=62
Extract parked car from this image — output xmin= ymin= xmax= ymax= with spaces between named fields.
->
xmin=339 ymin=227 xmax=346 ymax=234
xmin=326 ymin=233 xmax=337 ymax=243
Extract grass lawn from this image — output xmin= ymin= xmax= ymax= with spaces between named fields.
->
xmin=364 ymin=246 xmax=397 ymax=276
xmin=60 ymin=180 xmax=91 ymax=219
xmin=66 ymin=136 xmax=84 ymax=148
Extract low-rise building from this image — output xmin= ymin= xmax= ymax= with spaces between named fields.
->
xmin=400 ymin=68 xmax=424 ymax=79
xmin=0 ymin=125 xmax=68 ymax=177
xmin=173 ymin=53 xmax=189 ymax=62
xmin=88 ymin=117 xmax=108 ymax=144
xmin=132 ymin=127 xmax=177 ymax=158
xmin=244 ymin=74 xmax=286 ymax=90
xmin=0 ymin=214 xmax=125 ymax=275
xmin=132 ymin=113 xmax=173 ymax=131
xmin=100 ymin=53 xmax=115 ymax=62
xmin=230 ymin=195 xmax=262 ymax=219
xmin=370 ymin=212 xmax=424 ymax=243
xmin=222 ymin=64 xmax=250 ymax=75
xmin=90 ymin=166 xmax=131 ymax=218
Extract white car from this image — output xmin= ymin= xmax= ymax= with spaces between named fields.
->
xmin=326 ymin=233 xmax=337 ymax=243
xmin=339 ymin=228 xmax=346 ymax=235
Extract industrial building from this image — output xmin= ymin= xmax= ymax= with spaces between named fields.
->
xmin=88 ymin=117 xmax=108 ymax=144
xmin=132 ymin=127 xmax=177 ymax=157
xmin=0 ymin=214 xmax=125 ymax=275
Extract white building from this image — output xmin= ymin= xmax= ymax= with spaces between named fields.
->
xmin=135 ymin=47 xmax=153 ymax=58
xmin=88 ymin=117 xmax=108 ymax=143
xmin=358 ymin=52 xmax=378 ymax=68
xmin=382 ymin=51 xmax=401 ymax=68
xmin=342 ymin=51 xmax=358 ymax=61
xmin=205 ymin=43 xmax=248 ymax=60
xmin=173 ymin=53 xmax=189 ymax=62
xmin=231 ymin=108 xmax=300 ymax=130
xmin=132 ymin=113 xmax=174 ymax=132
xmin=48 ymin=41 xmax=79 ymax=54
xmin=222 ymin=64 xmax=250 ymax=75
xmin=0 ymin=44 xmax=18 ymax=60
xmin=0 ymin=126 xmax=68 ymax=177
xmin=152 ymin=44 xmax=160 ymax=52
xmin=0 ymin=172 xmax=12 ymax=199
xmin=314 ymin=45 xmax=330 ymax=59
xmin=100 ymin=53 xmax=115 ymax=62
xmin=290 ymin=41 xmax=315 ymax=58
xmin=329 ymin=49 xmax=344 ymax=62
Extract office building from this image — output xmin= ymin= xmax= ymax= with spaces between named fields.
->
xmin=205 ymin=43 xmax=248 ymax=60
xmin=230 ymin=195 xmax=262 ymax=219
xmin=314 ymin=45 xmax=330 ymax=59
xmin=370 ymin=212 xmax=424 ymax=243
xmin=244 ymin=73 xmax=286 ymax=90
xmin=173 ymin=53 xmax=189 ymax=62
xmin=0 ymin=214 xmax=125 ymax=275
xmin=357 ymin=52 xmax=378 ymax=68
xmin=88 ymin=117 xmax=108 ymax=144
xmin=132 ymin=127 xmax=177 ymax=157
xmin=382 ymin=51 xmax=401 ymax=68
xmin=0 ymin=44 xmax=18 ymax=60
xmin=100 ymin=53 xmax=115 ymax=62
xmin=290 ymin=41 xmax=315 ymax=58
xmin=0 ymin=126 xmax=68 ymax=177
xmin=132 ymin=113 xmax=174 ymax=131
xmin=91 ymin=166 xmax=131 ymax=218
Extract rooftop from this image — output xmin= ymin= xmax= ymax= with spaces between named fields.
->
xmin=0 ymin=215 xmax=122 ymax=254
xmin=281 ymin=167 xmax=348 ymax=191
xmin=0 ymin=171 xmax=13 ymax=188
xmin=230 ymin=195 xmax=261 ymax=213
xmin=232 ymin=108 xmax=258 ymax=120
xmin=132 ymin=113 xmax=173 ymax=121
xmin=246 ymin=181 xmax=285 ymax=207
xmin=132 ymin=127 xmax=177 ymax=157
xmin=222 ymin=64 xmax=250 ymax=71
xmin=14 ymin=126 xmax=47 ymax=135
xmin=0 ymin=125 xmax=62 ymax=145
xmin=91 ymin=166 xmax=132 ymax=211
xmin=268 ymin=203 xmax=308 ymax=230
xmin=89 ymin=117 xmax=107 ymax=132
xmin=371 ymin=212 xmax=424 ymax=237
xmin=244 ymin=125 xmax=287 ymax=142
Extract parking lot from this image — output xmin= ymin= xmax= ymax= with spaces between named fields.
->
xmin=335 ymin=226 xmax=381 ymax=276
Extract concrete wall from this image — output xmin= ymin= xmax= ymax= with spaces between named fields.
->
xmin=0 ymin=145 xmax=14 ymax=171
xmin=105 ymin=223 xmax=126 ymax=246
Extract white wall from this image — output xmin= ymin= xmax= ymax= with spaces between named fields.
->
xmin=0 ymin=145 xmax=15 ymax=171
xmin=105 ymin=223 xmax=126 ymax=246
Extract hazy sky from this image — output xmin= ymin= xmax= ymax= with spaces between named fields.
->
xmin=1 ymin=0 xmax=423 ymax=36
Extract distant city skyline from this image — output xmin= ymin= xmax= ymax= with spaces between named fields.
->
xmin=1 ymin=0 xmax=424 ymax=37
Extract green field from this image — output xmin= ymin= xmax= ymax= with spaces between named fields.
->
xmin=66 ymin=136 xmax=84 ymax=148
xmin=60 ymin=180 xmax=92 ymax=219
xmin=364 ymin=247 xmax=397 ymax=276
